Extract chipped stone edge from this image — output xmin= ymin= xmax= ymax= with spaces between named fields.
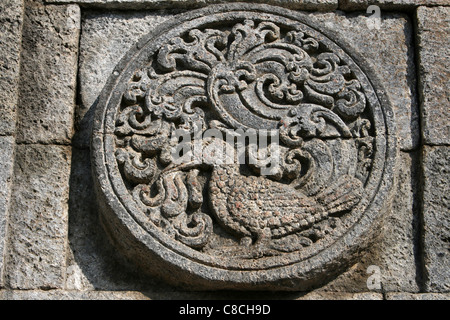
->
xmin=0 ymin=289 xmax=384 ymax=300
xmin=0 ymin=0 xmax=24 ymax=288
xmin=2 ymin=289 xmax=449 ymax=299
xmin=89 ymin=2 xmax=398 ymax=291
xmin=0 ymin=0 xmax=442 ymax=298
xmin=43 ymin=0 xmax=339 ymax=11
xmin=0 ymin=1 xmax=81 ymax=290
xmin=415 ymin=6 xmax=450 ymax=147
xmin=339 ymin=1 xmax=450 ymax=12
xmin=0 ymin=137 xmax=16 ymax=289
xmin=386 ymin=292 xmax=450 ymax=300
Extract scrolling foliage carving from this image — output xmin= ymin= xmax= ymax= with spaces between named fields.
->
xmin=92 ymin=4 xmax=396 ymax=289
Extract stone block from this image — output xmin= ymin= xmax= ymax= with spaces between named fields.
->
xmin=77 ymin=9 xmax=417 ymax=152
xmin=318 ymin=151 xmax=420 ymax=292
xmin=386 ymin=292 xmax=450 ymax=300
xmin=296 ymin=292 xmax=383 ymax=300
xmin=416 ymin=6 xmax=450 ymax=146
xmin=65 ymin=148 xmax=164 ymax=290
xmin=16 ymin=2 xmax=80 ymax=144
xmin=44 ymin=0 xmax=338 ymax=11
xmin=375 ymin=151 xmax=421 ymax=292
xmin=0 ymin=136 xmax=15 ymax=287
xmin=340 ymin=0 xmax=450 ymax=10
xmin=4 ymin=145 xmax=71 ymax=289
xmin=422 ymin=146 xmax=450 ymax=292
xmin=0 ymin=289 xmax=149 ymax=300
xmin=0 ymin=0 xmax=24 ymax=135
xmin=307 ymin=11 xmax=418 ymax=150
xmin=75 ymin=10 xmax=173 ymax=148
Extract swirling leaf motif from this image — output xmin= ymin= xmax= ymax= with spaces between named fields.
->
xmin=208 ymin=21 xmax=316 ymax=123
xmin=117 ymin=19 xmax=368 ymax=142
xmin=113 ymin=20 xmax=371 ymax=249
xmin=304 ymin=53 xmax=367 ymax=120
xmin=279 ymin=104 xmax=352 ymax=147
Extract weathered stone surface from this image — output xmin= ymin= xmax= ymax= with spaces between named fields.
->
xmin=340 ymin=0 xmax=450 ymax=10
xmin=16 ymin=2 xmax=80 ymax=144
xmin=307 ymin=11 xmax=418 ymax=150
xmin=4 ymin=145 xmax=71 ymax=289
xmin=91 ymin=3 xmax=397 ymax=290
xmin=297 ymin=292 xmax=383 ymax=300
xmin=0 ymin=136 xmax=15 ymax=287
xmin=318 ymin=152 xmax=420 ymax=292
xmin=66 ymin=148 xmax=164 ymax=290
xmin=0 ymin=289 xmax=383 ymax=300
xmin=416 ymin=6 xmax=450 ymax=146
xmin=0 ymin=0 xmax=433 ymax=297
xmin=65 ymin=148 xmax=100 ymax=290
xmin=78 ymin=9 xmax=417 ymax=151
xmin=45 ymin=0 xmax=338 ymax=11
xmin=422 ymin=146 xmax=450 ymax=292
xmin=386 ymin=292 xmax=450 ymax=300
xmin=0 ymin=289 xmax=149 ymax=300
xmin=376 ymin=151 xmax=421 ymax=292
xmin=0 ymin=0 xmax=24 ymax=136
xmin=75 ymin=10 xmax=173 ymax=148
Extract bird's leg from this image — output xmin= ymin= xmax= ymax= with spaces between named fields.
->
xmin=254 ymin=227 xmax=272 ymax=246
xmin=239 ymin=229 xmax=281 ymax=258
xmin=239 ymin=228 xmax=270 ymax=247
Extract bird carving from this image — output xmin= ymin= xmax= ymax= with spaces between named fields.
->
xmin=208 ymin=164 xmax=363 ymax=246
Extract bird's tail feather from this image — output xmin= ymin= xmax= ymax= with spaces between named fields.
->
xmin=315 ymin=175 xmax=363 ymax=215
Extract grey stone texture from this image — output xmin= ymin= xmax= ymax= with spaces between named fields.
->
xmin=4 ymin=145 xmax=72 ymax=289
xmin=317 ymin=151 xmax=420 ymax=292
xmin=77 ymin=8 xmax=417 ymax=152
xmin=65 ymin=148 xmax=165 ymax=290
xmin=90 ymin=4 xmax=397 ymax=290
xmin=74 ymin=3 xmax=415 ymax=293
xmin=378 ymin=151 xmax=421 ymax=292
xmin=422 ymin=146 xmax=450 ymax=292
xmin=0 ymin=137 xmax=15 ymax=287
xmin=307 ymin=11 xmax=418 ymax=151
xmin=0 ymin=289 xmax=383 ymax=299
xmin=416 ymin=6 xmax=450 ymax=146
xmin=75 ymin=10 xmax=173 ymax=148
xmin=0 ymin=289 xmax=149 ymax=300
xmin=340 ymin=0 xmax=450 ymax=10
xmin=386 ymin=292 xmax=450 ymax=300
xmin=44 ymin=0 xmax=338 ymax=11
xmin=66 ymin=149 xmax=403 ymax=293
xmin=0 ymin=0 xmax=24 ymax=136
xmin=16 ymin=1 xmax=80 ymax=144
xmin=0 ymin=0 xmax=447 ymax=300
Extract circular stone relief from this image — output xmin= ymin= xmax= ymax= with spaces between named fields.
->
xmin=91 ymin=4 xmax=397 ymax=290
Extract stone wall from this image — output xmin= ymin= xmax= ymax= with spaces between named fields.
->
xmin=0 ymin=0 xmax=448 ymax=300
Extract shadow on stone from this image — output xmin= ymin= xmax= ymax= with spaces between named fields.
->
xmin=67 ymin=146 xmax=172 ymax=291
xmin=66 ymin=146 xmax=343 ymax=297
xmin=72 ymin=98 xmax=97 ymax=150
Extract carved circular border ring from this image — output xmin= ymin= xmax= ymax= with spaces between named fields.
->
xmin=91 ymin=3 xmax=397 ymax=290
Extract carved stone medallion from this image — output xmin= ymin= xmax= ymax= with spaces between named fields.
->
xmin=91 ymin=3 xmax=397 ymax=290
